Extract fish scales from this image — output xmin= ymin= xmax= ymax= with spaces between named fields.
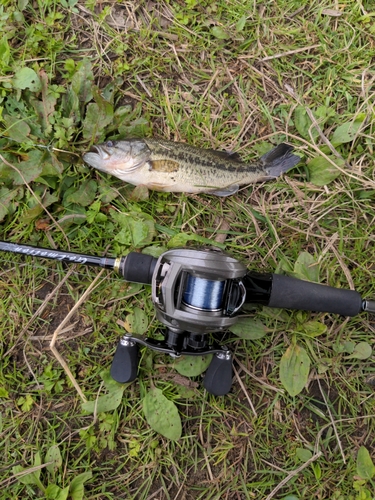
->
xmin=144 ymin=139 xmax=264 ymax=190
xmin=83 ymin=138 xmax=300 ymax=196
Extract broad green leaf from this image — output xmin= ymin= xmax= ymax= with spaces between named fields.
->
xmin=261 ymin=306 xmax=290 ymax=322
xmin=167 ymin=232 xmax=199 ymax=247
xmin=0 ymin=36 xmax=10 ymax=69
xmin=307 ymin=156 xmax=344 ymax=186
xmin=3 ymin=114 xmax=31 ymax=142
xmin=100 ymin=368 xmax=126 ymax=392
xmin=69 ymin=471 xmax=92 ymax=500
xmin=167 ymin=232 xmax=224 ymax=250
xmin=30 ymin=92 xmax=57 ymax=134
xmin=13 ymin=67 xmax=41 ymax=92
xmin=71 ymin=58 xmax=94 ymax=103
xmin=346 ymin=342 xmax=372 ymax=360
xmin=229 ymin=317 xmax=269 ymax=340
xmin=12 ymin=452 xmax=41 ymax=485
xmin=82 ymin=89 xmax=114 ymax=140
xmin=65 ymin=179 xmax=97 ymax=207
xmin=301 ymin=320 xmax=327 ymax=337
xmin=334 ymin=340 xmax=355 ymax=354
xmin=174 ymin=384 xmax=197 ymax=399
xmin=20 ymin=191 xmax=59 ymax=224
xmin=293 ymin=252 xmax=319 ymax=282
xmin=315 ymin=105 xmax=335 ymax=122
xmin=86 ymin=200 xmax=101 ymax=223
xmin=174 ymin=355 xmax=212 ymax=377
xmin=331 ymin=114 xmax=366 ymax=145
xmin=296 ymin=447 xmax=313 ymax=462
xmin=0 ymin=187 xmax=19 ymax=222
xmin=0 ymin=150 xmax=45 ymax=185
xmin=142 ymin=245 xmax=167 ymax=258
xmin=280 ymin=344 xmax=310 ymax=396
xmin=235 ymin=15 xmax=246 ymax=32
xmin=112 ymin=211 xmax=156 ymax=248
xmin=45 ymin=445 xmax=62 ymax=474
xmin=62 ymin=87 xmax=80 ymax=122
xmin=357 ymin=446 xmax=375 ymax=480
xmin=114 ymin=228 xmax=131 ymax=246
xmin=82 ymin=387 xmax=125 ymax=414
xmin=312 ymin=462 xmax=321 ymax=480
xmin=211 ymin=26 xmax=229 ymax=39
xmin=18 ymin=0 xmax=29 ymax=10
xmin=0 ymin=387 xmax=9 ymax=398
xmin=39 ymin=153 xmax=64 ymax=177
xmin=118 ymin=116 xmax=150 ymax=137
xmin=45 ymin=484 xmax=70 ymax=500
xmin=127 ymin=217 xmax=155 ymax=247
xmin=294 ymin=106 xmax=318 ymax=140
xmin=17 ymin=393 xmax=34 ymax=411
xmin=12 ymin=465 xmax=38 ymax=485
xmin=98 ymin=181 xmax=119 ymax=203
xmin=34 ymin=451 xmax=44 ymax=470
xmin=293 ymin=106 xmax=335 ymax=141
xmin=143 ymin=388 xmax=182 ymax=440
xmin=129 ymin=439 xmax=141 ymax=458
xmin=123 ymin=307 xmax=148 ymax=335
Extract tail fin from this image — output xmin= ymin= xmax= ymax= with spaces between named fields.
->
xmin=260 ymin=143 xmax=300 ymax=178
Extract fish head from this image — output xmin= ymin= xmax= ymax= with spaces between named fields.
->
xmin=83 ymin=140 xmax=151 ymax=178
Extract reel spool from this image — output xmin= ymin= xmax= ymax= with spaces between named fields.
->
xmin=111 ymin=248 xmax=247 ymax=395
xmin=152 ymin=248 xmax=247 ymax=333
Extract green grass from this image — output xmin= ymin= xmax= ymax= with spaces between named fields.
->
xmin=1 ymin=0 xmax=375 ymax=498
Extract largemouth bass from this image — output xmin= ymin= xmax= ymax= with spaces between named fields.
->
xmin=83 ymin=138 xmax=300 ymax=196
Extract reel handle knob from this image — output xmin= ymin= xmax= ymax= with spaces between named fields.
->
xmin=110 ymin=337 xmax=139 ymax=383
xmin=203 ymin=351 xmax=233 ymax=396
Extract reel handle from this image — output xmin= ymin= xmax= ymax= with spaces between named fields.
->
xmin=110 ymin=337 xmax=139 ymax=383
xmin=203 ymin=351 xmax=233 ymax=396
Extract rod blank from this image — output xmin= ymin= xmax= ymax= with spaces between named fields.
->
xmin=0 ymin=241 xmax=116 ymax=269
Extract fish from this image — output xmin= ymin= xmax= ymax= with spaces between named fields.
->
xmin=83 ymin=138 xmax=300 ymax=197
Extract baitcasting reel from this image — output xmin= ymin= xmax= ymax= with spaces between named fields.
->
xmin=1 ymin=241 xmax=375 ymax=395
xmin=111 ymin=248 xmax=247 ymax=395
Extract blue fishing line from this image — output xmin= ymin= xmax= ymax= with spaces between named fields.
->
xmin=183 ymin=274 xmax=225 ymax=310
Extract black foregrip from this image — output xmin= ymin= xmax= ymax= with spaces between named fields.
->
xmin=268 ymin=274 xmax=363 ymax=317
xmin=119 ymin=252 xmax=157 ymax=284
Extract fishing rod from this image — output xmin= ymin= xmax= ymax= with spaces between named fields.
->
xmin=1 ymin=241 xmax=374 ymax=396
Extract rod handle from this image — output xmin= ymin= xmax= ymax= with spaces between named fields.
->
xmin=269 ymin=274 xmax=363 ymax=317
xmin=118 ymin=253 xmax=157 ymax=284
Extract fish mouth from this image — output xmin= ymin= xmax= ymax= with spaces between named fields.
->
xmin=89 ymin=145 xmax=110 ymax=159
xmin=83 ymin=146 xmax=111 ymax=168
xmin=82 ymin=146 xmax=110 ymax=170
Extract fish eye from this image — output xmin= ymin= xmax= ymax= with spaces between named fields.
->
xmin=106 ymin=140 xmax=114 ymax=148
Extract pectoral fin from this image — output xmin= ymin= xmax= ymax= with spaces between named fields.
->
xmin=208 ymin=184 xmax=239 ymax=197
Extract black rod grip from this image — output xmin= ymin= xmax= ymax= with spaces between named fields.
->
xmin=119 ymin=253 xmax=157 ymax=284
xmin=268 ymin=274 xmax=362 ymax=317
